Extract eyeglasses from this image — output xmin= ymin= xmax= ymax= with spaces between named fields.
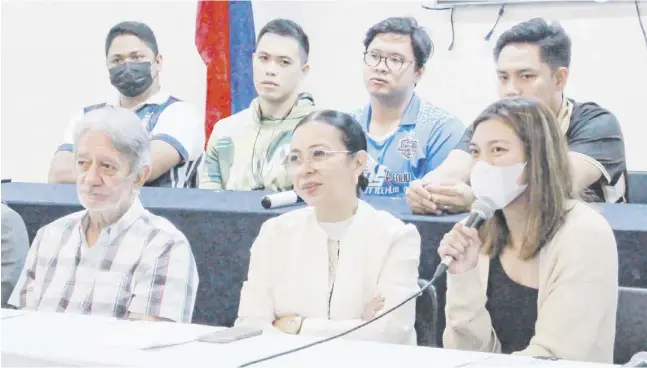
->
xmin=363 ymin=51 xmax=412 ymax=72
xmin=284 ymin=149 xmax=352 ymax=169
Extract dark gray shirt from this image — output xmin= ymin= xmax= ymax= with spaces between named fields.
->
xmin=486 ymin=255 xmax=538 ymax=354
xmin=455 ymin=100 xmax=627 ymax=202
xmin=1 ymin=203 xmax=29 ymax=307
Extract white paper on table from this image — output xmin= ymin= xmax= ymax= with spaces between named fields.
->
xmin=102 ymin=320 xmax=221 ymax=350
xmin=456 ymin=354 xmax=565 ymax=367
xmin=1 ymin=308 xmax=25 ymax=319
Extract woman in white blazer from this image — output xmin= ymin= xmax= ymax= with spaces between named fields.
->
xmin=235 ymin=110 xmax=421 ymax=345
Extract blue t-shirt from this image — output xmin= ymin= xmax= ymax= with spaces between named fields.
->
xmin=352 ymin=93 xmax=465 ymax=197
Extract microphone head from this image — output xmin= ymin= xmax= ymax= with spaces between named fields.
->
xmin=471 ymin=199 xmax=496 ymax=220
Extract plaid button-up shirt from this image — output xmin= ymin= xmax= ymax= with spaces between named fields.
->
xmin=8 ymin=198 xmax=198 ymax=323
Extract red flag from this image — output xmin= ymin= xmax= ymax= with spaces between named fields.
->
xmin=196 ymin=1 xmax=231 ymax=147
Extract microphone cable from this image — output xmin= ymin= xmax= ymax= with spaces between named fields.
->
xmin=238 ymin=269 xmax=445 ymax=367
xmin=484 ymin=5 xmax=505 ymax=42
xmin=636 ymin=0 xmax=646 ymax=50
xmin=421 ymin=4 xmax=456 ymax=51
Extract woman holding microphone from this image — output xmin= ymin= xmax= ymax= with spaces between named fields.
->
xmin=235 ymin=110 xmax=420 ymax=345
xmin=439 ymin=98 xmax=618 ymax=363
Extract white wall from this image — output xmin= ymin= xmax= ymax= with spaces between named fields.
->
xmin=0 ymin=1 xmax=206 ymax=183
xmin=1 ymin=1 xmax=646 ymax=183
xmin=252 ymin=1 xmax=647 ymax=170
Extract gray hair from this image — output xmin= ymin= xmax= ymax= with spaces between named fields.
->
xmin=73 ymin=106 xmax=152 ymax=173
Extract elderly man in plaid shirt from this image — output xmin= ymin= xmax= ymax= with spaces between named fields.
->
xmin=9 ymin=106 xmax=198 ymax=323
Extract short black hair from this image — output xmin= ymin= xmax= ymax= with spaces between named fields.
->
xmin=363 ymin=17 xmax=433 ymax=70
xmin=257 ymin=19 xmax=309 ymax=62
xmin=105 ymin=21 xmax=159 ymax=56
xmin=494 ymin=18 xmax=571 ymax=69
xmin=294 ymin=110 xmax=369 ymax=197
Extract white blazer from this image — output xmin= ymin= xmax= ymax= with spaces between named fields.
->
xmin=235 ymin=199 xmax=421 ymax=345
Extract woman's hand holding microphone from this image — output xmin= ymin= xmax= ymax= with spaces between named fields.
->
xmin=438 ymin=222 xmax=482 ymax=274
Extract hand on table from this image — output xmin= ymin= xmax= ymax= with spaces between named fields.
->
xmin=407 ymin=178 xmax=475 ymax=215
xmin=425 ymin=178 xmax=475 ymax=214
xmin=272 ymin=294 xmax=386 ymax=332
xmin=272 ymin=314 xmax=302 ymax=334
xmin=406 ymin=180 xmax=442 ymax=215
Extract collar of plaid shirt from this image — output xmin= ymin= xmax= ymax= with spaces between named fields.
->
xmin=79 ymin=197 xmax=146 ymax=243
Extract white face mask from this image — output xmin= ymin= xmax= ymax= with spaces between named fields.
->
xmin=470 ymin=161 xmax=528 ymax=210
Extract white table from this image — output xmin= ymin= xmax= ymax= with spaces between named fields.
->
xmin=1 ymin=309 xmax=615 ymax=368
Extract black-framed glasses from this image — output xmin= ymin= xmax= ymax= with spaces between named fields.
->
xmin=363 ymin=51 xmax=412 ymax=72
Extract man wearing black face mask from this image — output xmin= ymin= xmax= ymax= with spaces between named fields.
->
xmin=48 ymin=21 xmax=205 ymax=188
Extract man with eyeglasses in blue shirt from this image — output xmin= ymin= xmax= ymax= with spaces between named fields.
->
xmin=351 ymin=17 xmax=465 ymax=198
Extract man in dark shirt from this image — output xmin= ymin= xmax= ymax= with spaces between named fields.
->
xmin=406 ymin=18 xmax=627 ymax=214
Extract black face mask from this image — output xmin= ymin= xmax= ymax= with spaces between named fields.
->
xmin=109 ymin=61 xmax=154 ymax=97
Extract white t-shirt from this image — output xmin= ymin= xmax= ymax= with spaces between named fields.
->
xmin=319 ymin=216 xmax=356 ymax=301
xmin=59 ymin=89 xmax=205 ymax=188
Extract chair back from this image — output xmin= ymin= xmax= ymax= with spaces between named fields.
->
xmin=627 ymin=171 xmax=647 ymax=204
xmin=415 ymin=278 xmax=439 ymax=347
xmin=615 ymin=287 xmax=647 ymax=364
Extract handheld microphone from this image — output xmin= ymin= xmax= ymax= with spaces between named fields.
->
xmin=260 ymin=191 xmax=304 ymax=209
xmin=432 ymin=199 xmax=496 ymax=280
xmin=238 ymin=200 xmax=494 ymax=367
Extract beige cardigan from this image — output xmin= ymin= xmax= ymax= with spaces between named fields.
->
xmin=236 ymin=199 xmax=421 ymax=345
xmin=444 ymin=201 xmax=619 ymax=363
